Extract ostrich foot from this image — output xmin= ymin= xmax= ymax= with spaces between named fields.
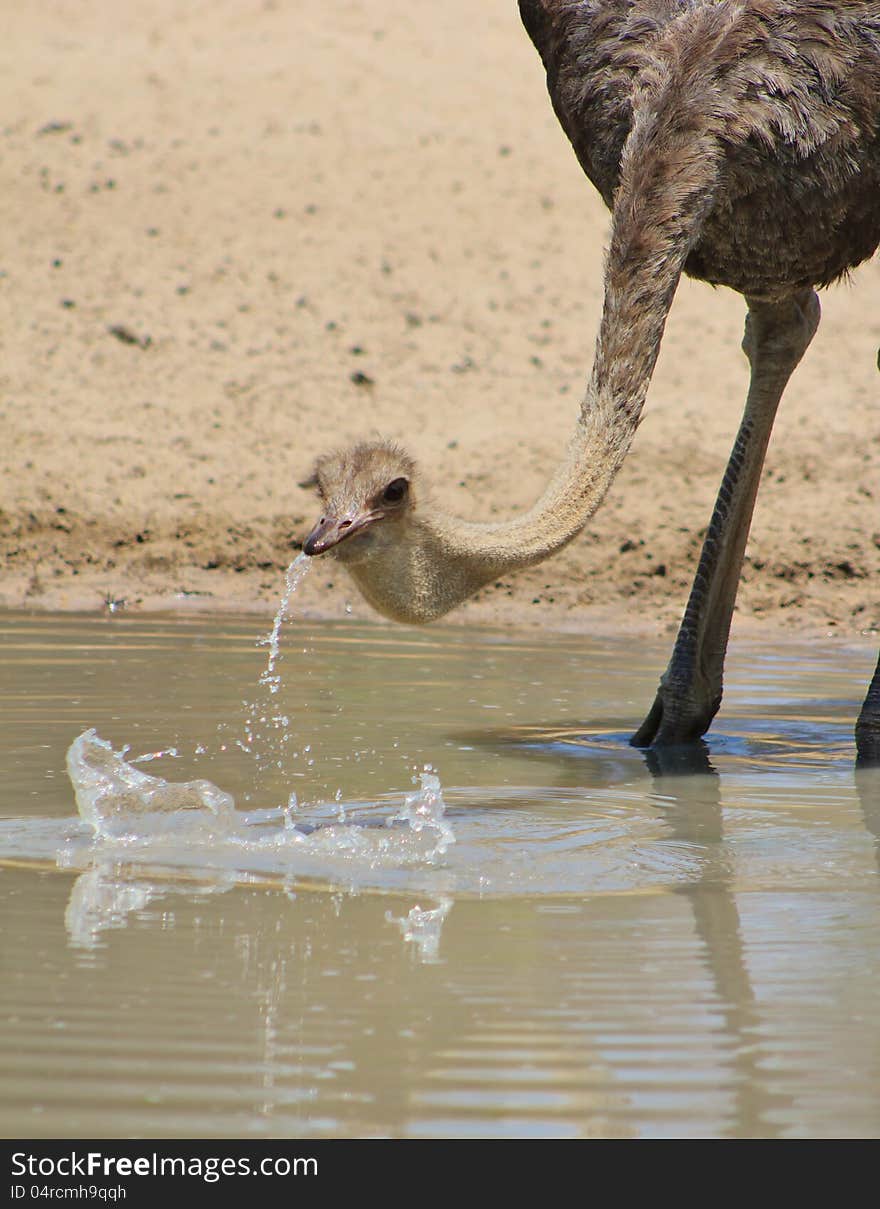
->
xmin=630 ymin=674 xmax=721 ymax=748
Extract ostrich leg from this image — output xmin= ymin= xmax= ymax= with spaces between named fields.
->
xmin=856 ymin=653 xmax=880 ymax=766
xmin=632 ymin=289 xmax=820 ymax=748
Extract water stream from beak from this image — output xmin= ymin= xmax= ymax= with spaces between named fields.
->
xmin=258 ymin=553 xmax=312 ymax=695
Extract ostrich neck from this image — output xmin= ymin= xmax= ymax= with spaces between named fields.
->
xmin=349 ymin=32 xmax=727 ymax=624
xmin=347 ymin=419 xmax=632 ymax=624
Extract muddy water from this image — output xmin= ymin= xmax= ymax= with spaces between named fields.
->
xmin=2 ymin=611 xmax=880 ymax=1138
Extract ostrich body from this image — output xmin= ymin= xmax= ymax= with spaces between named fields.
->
xmin=304 ymin=0 xmax=880 ymax=761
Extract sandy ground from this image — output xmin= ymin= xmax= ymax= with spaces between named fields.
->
xmin=1 ymin=0 xmax=878 ymax=648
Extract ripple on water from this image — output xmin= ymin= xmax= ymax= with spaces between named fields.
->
xmin=49 ymin=729 xmax=691 ymax=898
xmin=2 ymin=720 xmax=876 ymax=922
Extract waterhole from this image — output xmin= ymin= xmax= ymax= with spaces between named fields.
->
xmin=1 ymin=611 xmax=878 ymax=1137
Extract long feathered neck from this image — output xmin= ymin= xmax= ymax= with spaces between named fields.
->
xmin=348 ymin=6 xmax=734 ymax=623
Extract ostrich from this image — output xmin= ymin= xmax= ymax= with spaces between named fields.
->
xmin=302 ymin=0 xmax=880 ymax=761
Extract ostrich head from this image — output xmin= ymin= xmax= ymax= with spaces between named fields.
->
xmin=301 ymin=440 xmax=417 ymax=565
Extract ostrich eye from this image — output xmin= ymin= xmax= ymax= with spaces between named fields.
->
xmin=382 ymin=478 xmax=409 ymax=504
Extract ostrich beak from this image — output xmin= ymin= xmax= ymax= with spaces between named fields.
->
xmin=302 ymin=509 xmax=380 ymax=556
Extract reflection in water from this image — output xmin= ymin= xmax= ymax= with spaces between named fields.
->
xmin=60 ymin=859 xmax=458 ymax=1125
xmin=492 ymin=707 xmax=880 ymax=1137
xmin=3 ymin=614 xmax=880 ymax=1137
xmin=64 ymin=866 xmax=167 ymax=948
xmin=63 ymin=857 xmax=456 ymax=967
xmin=643 ymin=740 xmax=716 ymax=779
xmin=855 ymin=766 xmax=880 ymax=869
xmin=646 ymin=766 xmax=791 ymax=1138
xmin=385 ymin=899 xmax=453 ymax=964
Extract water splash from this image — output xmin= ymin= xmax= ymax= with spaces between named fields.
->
xmin=130 ymin=746 xmax=180 ymax=764
xmin=67 ymin=729 xmax=235 ymax=838
xmin=257 ymin=554 xmax=311 ymax=694
xmin=62 ymin=730 xmax=456 ymax=879
xmin=390 ymin=768 xmax=456 ymax=859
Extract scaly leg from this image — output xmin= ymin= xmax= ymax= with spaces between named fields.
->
xmin=856 ymin=652 xmax=880 ymax=766
xmin=632 ymin=289 xmax=820 ymax=748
